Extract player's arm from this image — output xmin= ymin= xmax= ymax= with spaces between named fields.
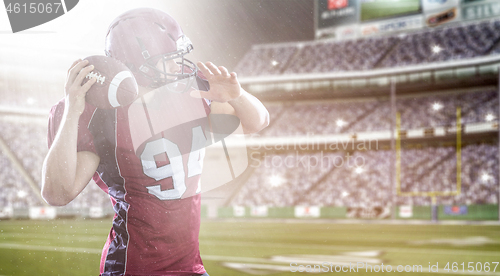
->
xmin=192 ymin=61 xmax=269 ymax=134
xmin=41 ymin=59 xmax=100 ymax=206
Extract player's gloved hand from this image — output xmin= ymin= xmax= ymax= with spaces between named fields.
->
xmin=64 ymin=59 xmax=97 ymax=117
xmin=191 ymin=61 xmax=242 ymax=103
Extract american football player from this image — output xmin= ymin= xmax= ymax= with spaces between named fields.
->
xmin=41 ymin=8 xmax=269 ymax=276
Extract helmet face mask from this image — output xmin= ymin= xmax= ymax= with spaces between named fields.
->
xmin=105 ymin=8 xmax=198 ymax=92
xmin=141 ymin=42 xmax=197 ymax=92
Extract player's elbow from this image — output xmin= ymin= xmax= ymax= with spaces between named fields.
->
xmin=256 ymin=111 xmax=270 ymax=132
xmin=41 ymin=181 xmax=73 ymax=206
xmin=245 ymin=109 xmax=270 ymax=134
xmin=44 ymin=198 xmax=70 ymax=207
xmin=262 ymin=109 xmax=270 ymax=128
xmin=42 ymin=190 xmax=71 ymax=206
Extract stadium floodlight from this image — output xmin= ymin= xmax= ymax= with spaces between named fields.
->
xmin=432 ymin=45 xmax=442 ymax=54
xmin=269 ymin=175 xmax=284 ymax=188
xmin=432 ymin=102 xmax=442 ymax=111
xmin=26 ymin=97 xmax=36 ymax=105
xmin=336 ymin=119 xmax=346 ymax=127
xmin=485 ymin=113 xmax=494 ymax=122
xmin=17 ymin=190 xmax=27 ymax=198
xmin=481 ymin=173 xmax=491 ymax=182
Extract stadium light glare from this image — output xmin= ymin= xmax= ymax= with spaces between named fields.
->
xmin=269 ymin=175 xmax=284 ymax=188
xmin=271 ymin=60 xmax=279 ymax=66
xmin=481 ymin=173 xmax=491 ymax=182
xmin=26 ymin=97 xmax=36 ymax=105
xmin=432 ymin=102 xmax=443 ymax=111
xmin=432 ymin=45 xmax=442 ymax=54
xmin=485 ymin=113 xmax=494 ymax=122
xmin=336 ymin=119 xmax=346 ymax=127
xmin=341 ymin=191 xmax=349 ymax=198
xmin=17 ymin=190 xmax=27 ymax=198
xmin=355 ymin=167 xmax=363 ymax=174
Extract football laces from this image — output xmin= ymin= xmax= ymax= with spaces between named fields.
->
xmin=86 ymin=71 xmax=106 ymax=85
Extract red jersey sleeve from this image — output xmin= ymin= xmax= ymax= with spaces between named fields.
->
xmin=47 ymin=99 xmax=98 ymax=154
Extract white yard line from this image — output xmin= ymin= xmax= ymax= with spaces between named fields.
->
xmin=0 ymin=243 xmax=101 ymax=254
xmin=1 ymin=238 xmax=499 ymax=258
xmin=199 ymin=240 xmax=500 ymax=257
xmin=0 ymin=232 xmax=104 ymax=241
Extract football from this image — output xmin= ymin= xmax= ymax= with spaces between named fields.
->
xmin=82 ymin=55 xmax=139 ymax=109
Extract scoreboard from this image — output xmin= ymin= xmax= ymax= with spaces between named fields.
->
xmin=315 ymin=0 xmax=500 ymax=40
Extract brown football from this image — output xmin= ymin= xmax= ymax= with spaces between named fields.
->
xmin=82 ymin=55 xmax=138 ymax=109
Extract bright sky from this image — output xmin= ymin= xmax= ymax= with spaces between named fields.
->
xmin=0 ymin=0 xmax=314 ymax=87
xmin=0 ymin=0 xmax=208 ymax=87
xmin=0 ymin=0 xmax=179 ymax=52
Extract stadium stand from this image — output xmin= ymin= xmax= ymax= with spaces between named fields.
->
xmin=261 ymin=89 xmax=498 ymax=136
xmin=0 ymin=153 xmax=37 ymax=209
xmin=0 ymin=120 xmax=46 ymax=183
xmin=0 ymin=118 xmax=110 ymax=209
xmin=230 ymin=16 xmax=500 ymax=208
xmin=235 ymin=19 xmax=500 ymax=76
xmin=232 ymin=145 xmax=498 ymax=207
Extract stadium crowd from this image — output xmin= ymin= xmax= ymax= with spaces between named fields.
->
xmin=263 ymin=89 xmax=498 ymax=136
xmin=235 ymin=19 xmax=500 ymax=76
xmin=232 ymin=145 xmax=498 ymax=208
xmin=0 ymin=120 xmax=109 ymax=210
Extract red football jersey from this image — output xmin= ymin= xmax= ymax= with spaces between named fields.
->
xmin=48 ymin=82 xmax=211 ymax=276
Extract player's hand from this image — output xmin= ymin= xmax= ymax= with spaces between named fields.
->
xmin=190 ymin=61 xmax=242 ymax=103
xmin=64 ymin=59 xmax=97 ymax=117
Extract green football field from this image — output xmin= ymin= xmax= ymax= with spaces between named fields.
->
xmin=1 ymin=219 xmax=500 ymax=275
xmin=361 ymin=0 xmax=421 ymax=22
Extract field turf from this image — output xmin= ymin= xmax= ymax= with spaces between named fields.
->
xmin=1 ymin=219 xmax=500 ymax=275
